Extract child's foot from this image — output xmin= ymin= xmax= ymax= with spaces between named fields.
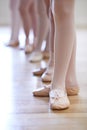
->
xmin=66 ymin=85 xmax=79 ymax=96
xmin=41 ymin=67 xmax=53 ymax=82
xmin=5 ymin=40 xmax=19 ymax=47
xmin=25 ymin=44 xmax=34 ymax=54
xmin=50 ymin=88 xmax=70 ymax=110
xmin=33 ymin=67 xmax=47 ymax=76
xmin=42 ymin=51 xmax=50 ymax=59
xmin=33 ymin=84 xmax=50 ymax=97
xmin=29 ymin=51 xmax=43 ymax=62
xmin=33 ymin=84 xmax=79 ymax=97
xmin=29 ymin=51 xmax=49 ymax=62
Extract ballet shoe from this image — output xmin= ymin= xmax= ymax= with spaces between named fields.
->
xmin=25 ymin=44 xmax=34 ymax=54
xmin=33 ymin=85 xmax=50 ymax=97
xmin=32 ymin=85 xmax=79 ymax=97
xmin=42 ymin=51 xmax=50 ymax=59
xmin=5 ymin=41 xmax=19 ymax=47
xmin=50 ymin=88 xmax=70 ymax=110
xmin=29 ymin=51 xmax=50 ymax=62
xmin=41 ymin=70 xmax=79 ymax=96
xmin=41 ymin=67 xmax=53 ymax=82
xmin=66 ymin=85 xmax=79 ymax=96
xmin=33 ymin=86 xmax=50 ymax=97
xmin=33 ymin=68 xmax=47 ymax=76
xmin=29 ymin=52 xmax=43 ymax=62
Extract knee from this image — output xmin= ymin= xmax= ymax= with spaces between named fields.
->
xmin=19 ymin=2 xmax=27 ymax=15
xmin=10 ymin=0 xmax=18 ymax=11
xmin=54 ymin=0 xmax=73 ymax=20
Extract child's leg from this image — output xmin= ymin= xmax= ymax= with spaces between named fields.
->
xmin=52 ymin=0 xmax=75 ymax=89
xmin=41 ymin=7 xmax=55 ymax=82
xmin=29 ymin=1 xmax=39 ymax=47
xmin=33 ymin=0 xmax=78 ymax=98
xmin=7 ymin=0 xmax=20 ymax=46
xmin=50 ymin=0 xmax=75 ymax=110
xmin=65 ymin=35 xmax=79 ymax=95
xmin=42 ymin=0 xmax=52 ymax=59
xmin=35 ymin=0 xmax=50 ymax=52
xmin=19 ymin=0 xmax=32 ymax=43
xmin=19 ymin=0 xmax=35 ymax=53
xmin=29 ymin=0 xmax=50 ymax=62
xmin=47 ymin=6 xmax=55 ymax=68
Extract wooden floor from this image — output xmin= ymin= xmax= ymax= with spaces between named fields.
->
xmin=0 ymin=27 xmax=87 ymax=130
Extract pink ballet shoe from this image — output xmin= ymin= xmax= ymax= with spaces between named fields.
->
xmin=66 ymin=85 xmax=79 ymax=96
xmin=41 ymin=70 xmax=79 ymax=95
xmin=42 ymin=51 xmax=50 ymax=59
xmin=5 ymin=41 xmax=19 ymax=47
xmin=33 ymin=85 xmax=50 ymax=97
xmin=33 ymin=68 xmax=47 ymax=76
xmin=50 ymin=88 xmax=70 ymax=110
xmin=29 ymin=51 xmax=50 ymax=62
xmin=32 ymin=85 xmax=79 ymax=97
xmin=41 ymin=67 xmax=53 ymax=82
xmin=29 ymin=52 xmax=43 ymax=62
xmin=25 ymin=44 xmax=34 ymax=54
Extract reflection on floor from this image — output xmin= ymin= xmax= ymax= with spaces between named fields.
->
xmin=0 ymin=26 xmax=87 ymax=130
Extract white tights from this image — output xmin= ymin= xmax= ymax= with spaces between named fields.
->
xmin=52 ymin=0 xmax=78 ymax=89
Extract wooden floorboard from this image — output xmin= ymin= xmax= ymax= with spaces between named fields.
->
xmin=0 ymin=27 xmax=87 ymax=130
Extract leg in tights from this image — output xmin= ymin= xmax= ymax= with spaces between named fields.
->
xmin=41 ymin=0 xmax=55 ymax=82
xmin=65 ymin=35 xmax=79 ymax=95
xmin=32 ymin=0 xmax=54 ymax=79
xmin=33 ymin=0 xmax=79 ymax=99
xmin=42 ymin=0 xmax=78 ymax=88
xmin=29 ymin=0 xmax=50 ymax=62
xmin=42 ymin=0 xmax=52 ymax=59
xmin=29 ymin=2 xmax=39 ymax=47
xmin=6 ymin=0 xmax=21 ymax=47
xmin=19 ymin=0 xmax=38 ymax=54
xmin=50 ymin=0 xmax=76 ymax=110
xmin=46 ymin=0 xmax=55 ymax=67
xmin=36 ymin=0 xmax=50 ymax=52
